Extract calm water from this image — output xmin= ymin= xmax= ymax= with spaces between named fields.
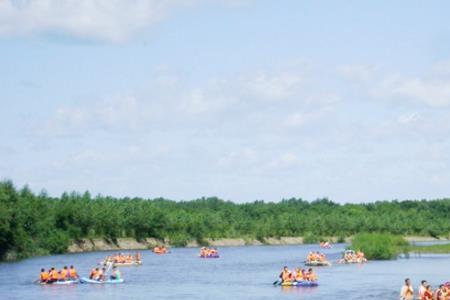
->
xmin=0 ymin=244 xmax=449 ymax=300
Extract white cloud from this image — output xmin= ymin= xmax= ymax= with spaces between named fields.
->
xmin=341 ymin=62 xmax=450 ymax=108
xmin=37 ymin=96 xmax=143 ymax=137
xmin=398 ymin=112 xmax=419 ymax=124
xmin=385 ymin=77 xmax=450 ymax=107
xmin=0 ymin=0 xmax=240 ymax=42
xmin=243 ymin=72 xmax=302 ymax=100
xmin=217 ymin=148 xmax=258 ymax=168
xmin=268 ymin=153 xmax=300 ymax=169
xmin=339 ymin=64 xmax=378 ymax=82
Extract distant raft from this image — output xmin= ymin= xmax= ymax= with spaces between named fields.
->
xmin=80 ymin=277 xmax=124 ymax=284
xmin=304 ymin=260 xmax=331 ymax=267
xmin=100 ymin=261 xmax=142 ymax=267
xmin=276 ymin=281 xmax=319 ymax=287
xmin=153 ymin=246 xmax=168 ymax=254
xmin=37 ymin=279 xmax=79 ymax=285
xmin=199 ymin=254 xmax=220 ymax=258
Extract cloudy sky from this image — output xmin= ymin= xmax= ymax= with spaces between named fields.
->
xmin=1 ymin=0 xmax=450 ymax=203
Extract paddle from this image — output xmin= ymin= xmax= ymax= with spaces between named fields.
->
xmin=273 ymin=279 xmax=280 ymax=285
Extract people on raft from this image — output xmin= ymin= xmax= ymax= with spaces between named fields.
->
xmin=103 ymin=252 xmax=141 ymax=265
xmin=199 ymin=247 xmax=219 ymax=257
xmin=306 ymin=251 xmax=327 ymax=263
xmin=39 ymin=266 xmax=79 ymax=283
xmin=88 ymin=266 xmax=121 ymax=282
xmin=109 ymin=266 xmax=121 ymax=280
xmin=153 ymin=245 xmax=168 ymax=254
xmin=279 ymin=266 xmax=318 ymax=283
xmin=340 ymin=249 xmax=367 ymax=263
xmin=319 ymin=241 xmax=332 ymax=248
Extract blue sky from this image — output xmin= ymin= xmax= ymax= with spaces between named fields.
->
xmin=1 ymin=0 xmax=450 ymax=202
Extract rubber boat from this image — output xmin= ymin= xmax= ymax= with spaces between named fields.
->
xmin=338 ymin=258 xmax=366 ymax=264
xmin=153 ymin=247 xmax=168 ymax=254
xmin=100 ymin=261 xmax=142 ymax=267
xmin=304 ymin=260 xmax=331 ymax=267
xmin=199 ymin=254 xmax=219 ymax=258
xmin=276 ymin=281 xmax=319 ymax=287
xmin=80 ymin=277 xmax=124 ymax=284
xmin=37 ymin=279 xmax=79 ymax=285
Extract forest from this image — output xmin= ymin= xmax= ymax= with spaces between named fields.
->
xmin=1 ymin=180 xmax=450 ymax=260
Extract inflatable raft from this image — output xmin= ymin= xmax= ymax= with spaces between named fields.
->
xmin=277 ymin=281 xmax=319 ymax=287
xmin=37 ymin=279 xmax=79 ymax=285
xmin=304 ymin=260 xmax=331 ymax=267
xmin=80 ymin=277 xmax=124 ymax=284
xmin=100 ymin=261 xmax=142 ymax=267
xmin=199 ymin=254 xmax=219 ymax=258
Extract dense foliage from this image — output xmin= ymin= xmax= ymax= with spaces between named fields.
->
xmin=1 ymin=180 xmax=450 ymax=260
xmin=349 ymin=233 xmax=409 ymax=260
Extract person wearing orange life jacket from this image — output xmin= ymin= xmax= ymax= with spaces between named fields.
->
xmin=59 ymin=266 xmax=69 ymax=281
xmin=89 ymin=268 xmax=99 ymax=280
xmin=423 ymin=285 xmax=433 ymax=300
xmin=307 ymin=268 xmax=317 ymax=282
xmin=294 ymin=267 xmax=304 ymax=282
xmin=96 ymin=267 xmax=107 ymax=281
xmin=279 ymin=266 xmax=292 ymax=283
xmin=48 ymin=267 xmax=59 ymax=283
xmin=68 ymin=265 xmax=78 ymax=279
xmin=39 ymin=268 xmax=49 ymax=283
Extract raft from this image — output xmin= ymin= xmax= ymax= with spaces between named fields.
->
xmin=37 ymin=279 xmax=80 ymax=285
xmin=80 ymin=277 xmax=124 ymax=284
xmin=338 ymin=258 xmax=367 ymax=264
xmin=199 ymin=254 xmax=219 ymax=258
xmin=101 ymin=261 xmax=142 ymax=267
xmin=304 ymin=260 xmax=331 ymax=267
xmin=277 ymin=281 xmax=319 ymax=287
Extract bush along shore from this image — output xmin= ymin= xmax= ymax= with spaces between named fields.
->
xmin=1 ymin=180 xmax=450 ymax=261
xmin=349 ymin=233 xmax=450 ymax=260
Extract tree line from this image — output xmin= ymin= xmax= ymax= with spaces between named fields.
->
xmin=1 ymin=180 xmax=449 ymax=260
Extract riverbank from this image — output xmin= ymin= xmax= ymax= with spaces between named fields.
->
xmin=67 ymin=236 xmax=449 ymax=253
xmin=68 ymin=237 xmax=306 ymax=252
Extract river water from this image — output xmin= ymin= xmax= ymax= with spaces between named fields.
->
xmin=0 ymin=244 xmax=449 ymax=299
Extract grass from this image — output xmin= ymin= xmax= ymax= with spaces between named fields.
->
xmin=408 ymin=243 xmax=450 ymax=254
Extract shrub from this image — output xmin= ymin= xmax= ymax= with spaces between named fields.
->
xmin=303 ymin=232 xmax=322 ymax=244
xmin=350 ymin=233 xmax=408 ymax=260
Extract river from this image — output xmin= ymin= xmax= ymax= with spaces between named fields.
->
xmin=0 ymin=244 xmax=448 ymax=299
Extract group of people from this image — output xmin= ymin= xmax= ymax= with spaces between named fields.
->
xmin=306 ymin=251 xmax=327 ymax=262
xmin=199 ymin=247 xmax=219 ymax=257
xmin=88 ymin=266 xmax=121 ymax=281
xmin=319 ymin=241 xmax=332 ymax=248
xmin=39 ymin=266 xmax=79 ymax=283
xmin=279 ymin=266 xmax=318 ymax=283
xmin=401 ymin=278 xmax=449 ymax=300
xmin=153 ymin=246 xmax=168 ymax=254
xmin=103 ymin=252 xmax=141 ymax=265
xmin=340 ymin=249 xmax=367 ymax=263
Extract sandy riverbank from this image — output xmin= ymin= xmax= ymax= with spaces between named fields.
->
xmin=68 ymin=236 xmax=448 ymax=253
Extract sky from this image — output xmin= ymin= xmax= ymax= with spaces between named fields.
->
xmin=1 ymin=0 xmax=450 ymax=203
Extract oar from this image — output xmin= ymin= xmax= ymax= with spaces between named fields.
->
xmin=273 ymin=279 xmax=280 ymax=285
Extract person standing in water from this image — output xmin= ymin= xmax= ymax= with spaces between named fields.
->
xmin=400 ymin=278 xmax=414 ymax=300
xmin=418 ymin=280 xmax=428 ymax=300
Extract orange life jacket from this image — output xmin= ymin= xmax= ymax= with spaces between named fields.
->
xmin=69 ymin=268 xmax=77 ymax=277
xmin=60 ymin=270 xmax=68 ymax=279
xmin=50 ymin=270 xmax=58 ymax=280
xmin=40 ymin=272 xmax=49 ymax=281
xmin=281 ymin=271 xmax=291 ymax=281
